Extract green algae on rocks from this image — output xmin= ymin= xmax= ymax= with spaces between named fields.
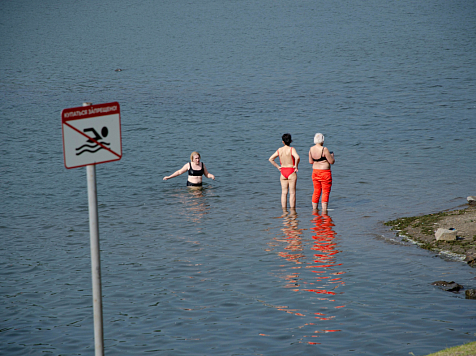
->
xmin=384 ymin=206 xmax=476 ymax=266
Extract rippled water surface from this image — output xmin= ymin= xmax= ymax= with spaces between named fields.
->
xmin=1 ymin=0 xmax=476 ymax=355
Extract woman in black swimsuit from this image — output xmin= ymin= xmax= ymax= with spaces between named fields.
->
xmin=163 ymin=151 xmax=215 ymax=187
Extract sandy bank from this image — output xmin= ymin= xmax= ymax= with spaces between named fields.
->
xmin=385 ymin=204 xmax=476 ymax=267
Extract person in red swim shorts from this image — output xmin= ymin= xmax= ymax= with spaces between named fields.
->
xmin=309 ymin=133 xmax=335 ymax=213
xmin=269 ymin=133 xmax=300 ymax=209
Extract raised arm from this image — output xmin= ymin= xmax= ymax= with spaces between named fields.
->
xmin=203 ymin=164 xmax=215 ymax=180
xmin=163 ymin=163 xmax=189 ymax=181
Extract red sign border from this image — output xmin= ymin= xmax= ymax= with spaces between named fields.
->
xmin=62 ymin=102 xmax=122 ymax=169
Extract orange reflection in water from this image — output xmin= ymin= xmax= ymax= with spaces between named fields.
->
xmin=267 ymin=209 xmax=345 ymax=345
xmin=303 ymin=211 xmax=345 ymax=343
xmin=305 ymin=211 xmax=344 ymax=295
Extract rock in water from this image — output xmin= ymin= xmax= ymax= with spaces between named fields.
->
xmin=431 ymin=281 xmax=463 ymax=292
xmin=465 ymin=253 xmax=476 ymax=268
xmin=465 ymin=289 xmax=476 ymax=299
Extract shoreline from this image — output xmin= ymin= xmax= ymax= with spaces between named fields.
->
xmin=385 ymin=201 xmax=476 ymax=355
xmin=384 ymin=203 xmax=476 ymax=268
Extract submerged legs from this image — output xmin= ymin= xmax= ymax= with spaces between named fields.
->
xmin=280 ymin=173 xmax=297 ymax=209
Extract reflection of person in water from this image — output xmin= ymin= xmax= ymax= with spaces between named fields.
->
xmin=279 ymin=209 xmax=304 ymax=267
xmin=269 ymin=133 xmax=300 ymax=209
xmin=269 ymin=209 xmax=304 ymax=292
xmin=307 ymin=211 xmax=343 ymax=296
xmin=173 ymin=186 xmax=210 ymax=224
xmin=163 ymin=151 xmax=215 ymax=187
xmin=269 ymin=209 xmax=345 ymax=343
xmin=302 ymin=211 xmax=345 ymax=343
xmin=309 ymin=133 xmax=335 ymax=213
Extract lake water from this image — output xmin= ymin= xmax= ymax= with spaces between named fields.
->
xmin=1 ymin=0 xmax=476 ymax=355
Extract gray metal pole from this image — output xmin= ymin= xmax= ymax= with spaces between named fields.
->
xmin=84 ymin=103 xmax=104 ymax=356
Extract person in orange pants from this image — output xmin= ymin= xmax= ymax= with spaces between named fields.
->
xmin=308 ymin=133 xmax=335 ymax=212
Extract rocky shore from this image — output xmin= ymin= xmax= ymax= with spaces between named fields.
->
xmin=384 ymin=198 xmax=476 ymax=268
xmin=385 ymin=197 xmax=476 ymax=300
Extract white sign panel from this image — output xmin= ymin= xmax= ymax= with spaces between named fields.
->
xmin=62 ymin=102 xmax=122 ymax=169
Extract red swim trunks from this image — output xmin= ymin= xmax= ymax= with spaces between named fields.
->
xmin=312 ymin=169 xmax=332 ymax=203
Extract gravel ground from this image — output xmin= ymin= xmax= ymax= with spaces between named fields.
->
xmin=385 ymin=204 xmax=476 ymax=266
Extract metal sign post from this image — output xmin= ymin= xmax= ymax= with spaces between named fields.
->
xmin=84 ymin=102 xmax=104 ymax=356
xmin=62 ymin=102 xmax=122 ymax=356
xmin=87 ymin=161 xmax=104 ymax=356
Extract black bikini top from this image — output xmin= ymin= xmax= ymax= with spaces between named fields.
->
xmin=188 ymin=162 xmax=204 ymax=176
xmin=312 ymin=147 xmax=327 ymax=162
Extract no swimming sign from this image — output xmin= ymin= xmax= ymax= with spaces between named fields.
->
xmin=62 ymin=102 xmax=122 ymax=169
xmin=61 ymin=101 xmax=123 ymax=354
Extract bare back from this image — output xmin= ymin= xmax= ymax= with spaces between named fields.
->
xmin=278 ymin=146 xmax=296 ymax=167
xmin=309 ymin=144 xmax=334 ymax=170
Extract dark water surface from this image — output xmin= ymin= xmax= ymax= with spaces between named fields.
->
xmin=1 ymin=0 xmax=476 ymax=355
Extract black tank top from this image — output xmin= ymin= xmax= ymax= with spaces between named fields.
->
xmin=188 ymin=162 xmax=204 ymax=176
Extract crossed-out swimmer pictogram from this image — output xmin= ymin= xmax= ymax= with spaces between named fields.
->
xmin=76 ymin=127 xmax=110 ymax=156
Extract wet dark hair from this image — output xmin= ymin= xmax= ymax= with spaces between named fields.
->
xmin=282 ymin=133 xmax=292 ymax=146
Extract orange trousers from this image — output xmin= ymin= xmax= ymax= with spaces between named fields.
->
xmin=312 ymin=169 xmax=332 ymax=204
